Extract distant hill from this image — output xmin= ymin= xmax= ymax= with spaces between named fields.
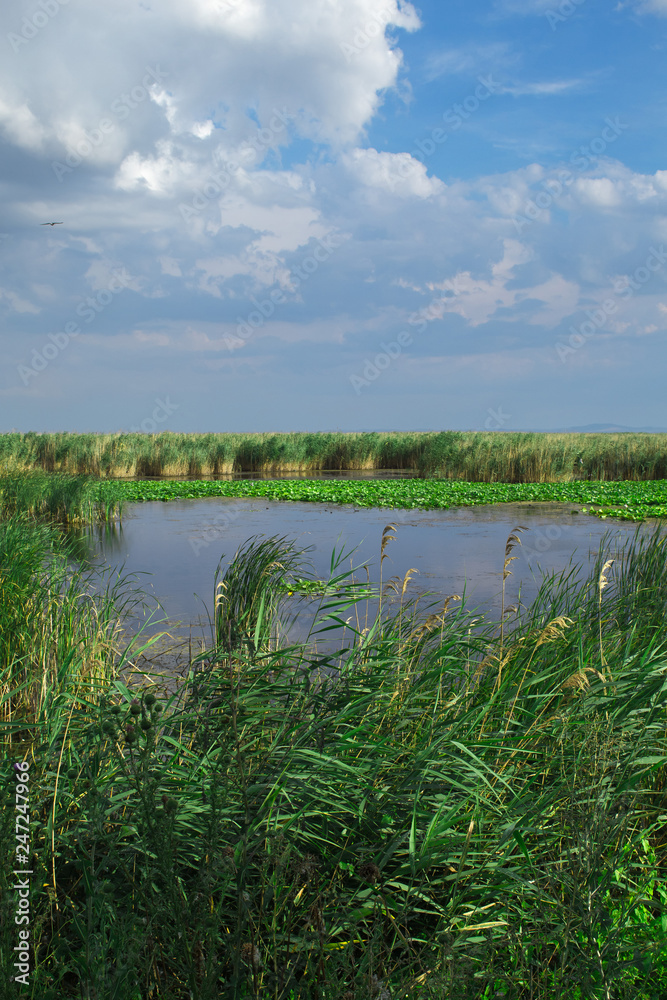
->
xmin=543 ymin=424 xmax=667 ymax=434
xmin=465 ymin=424 xmax=667 ymax=434
xmin=363 ymin=426 xmax=667 ymax=434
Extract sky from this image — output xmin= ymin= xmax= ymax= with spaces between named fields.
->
xmin=1 ymin=0 xmax=667 ymax=434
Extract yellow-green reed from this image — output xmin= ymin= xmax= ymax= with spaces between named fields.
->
xmin=2 ymin=429 xmax=667 ymax=481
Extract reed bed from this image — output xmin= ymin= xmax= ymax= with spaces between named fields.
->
xmin=0 ymin=468 xmax=123 ymax=523
xmin=2 ymin=430 xmax=667 ymax=482
xmin=2 ymin=483 xmax=667 ymax=999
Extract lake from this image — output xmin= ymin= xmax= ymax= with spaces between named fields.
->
xmin=72 ymin=490 xmax=664 ymax=687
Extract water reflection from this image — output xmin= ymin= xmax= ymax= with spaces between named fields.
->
xmin=111 ymin=468 xmax=419 ymax=483
xmin=70 ymin=495 xmax=666 ymax=688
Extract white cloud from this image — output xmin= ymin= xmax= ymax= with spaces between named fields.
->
xmin=495 ymin=0 xmax=560 ymax=14
xmin=193 ymin=250 xmax=292 ymax=295
xmin=499 ymin=79 xmax=586 ymax=96
xmin=1 ymin=0 xmax=421 ymax=163
xmin=424 ymin=42 xmax=516 ymax=80
xmin=0 ymin=287 xmax=41 ymax=314
xmin=573 ymin=177 xmax=623 ymax=209
xmin=159 ymin=256 xmax=182 ymax=277
xmin=83 ymin=257 xmax=142 ymax=294
xmin=190 ymin=120 xmax=215 ymax=139
xmin=342 ymin=147 xmax=445 ymax=198
xmin=0 ymin=96 xmax=47 ymax=152
xmin=429 ymin=239 xmax=580 ymax=328
xmin=634 ymin=0 xmax=667 ymax=13
xmin=115 ymin=141 xmax=192 ymax=196
xmin=213 ymin=197 xmax=325 ymax=253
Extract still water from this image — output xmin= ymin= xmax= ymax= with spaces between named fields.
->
xmin=74 ymin=493 xmax=663 ymax=680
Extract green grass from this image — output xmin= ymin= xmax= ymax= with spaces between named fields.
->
xmin=97 ymin=475 xmax=667 ymax=523
xmin=2 ymin=429 xmax=667 ymax=482
xmin=10 ymin=469 xmax=667 ymax=528
xmin=0 ymin=468 xmax=122 ymax=523
xmin=2 ymin=473 xmax=667 ymax=999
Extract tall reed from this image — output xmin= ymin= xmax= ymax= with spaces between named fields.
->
xmin=0 ymin=469 xmax=124 ymax=522
xmin=3 ymin=429 xmax=667 ymax=482
xmin=3 ymin=510 xmax=666 ymax=998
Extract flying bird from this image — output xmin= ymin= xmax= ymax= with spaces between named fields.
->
xmin=40 ymin=222 xmax=63 ymax=226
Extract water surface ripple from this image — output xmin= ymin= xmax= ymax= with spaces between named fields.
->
xmin=78 ymin=498 xmax=663 ymax=661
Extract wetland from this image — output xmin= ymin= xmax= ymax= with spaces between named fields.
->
xmin=2 ymin=454 xmax=667 ymax=999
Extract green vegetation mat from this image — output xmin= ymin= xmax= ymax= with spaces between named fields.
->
xmin=99 ymin=477 xmax=667 ymax=523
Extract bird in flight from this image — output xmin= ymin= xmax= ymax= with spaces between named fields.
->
xmin=40 ymin=222 xmax=63 ymax=226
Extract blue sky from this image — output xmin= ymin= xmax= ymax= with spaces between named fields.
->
xmin=1 ymin=0 xmax=667 ymax=434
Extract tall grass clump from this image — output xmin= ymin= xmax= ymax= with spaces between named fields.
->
xmin=2 ymin=507 xmax=667 ymax=999
xmin=0 ymin=513 xmax=154 ymax=743
xmin=2 ymin=429 xmax=667 ymax=481
xmin=208 ymin=535 xmax=311 ymax=660
xmin=0 ymin=469 xmax=124 ymax=523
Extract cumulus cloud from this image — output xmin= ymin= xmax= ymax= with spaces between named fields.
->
xmin=1 ymin=0 xmax=666 ymax=433
xmin=342 ymin=148 xmax=446 ymax=198
xmin=0 ymin=0 xmax=425 ymax=296
xmin=573 ymin=177 xmax=623 ymax=209
xmin=1 ymin=0 xmax=420 ymax=162
xmin=425 ymin=239 xmax=580 ymax=328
